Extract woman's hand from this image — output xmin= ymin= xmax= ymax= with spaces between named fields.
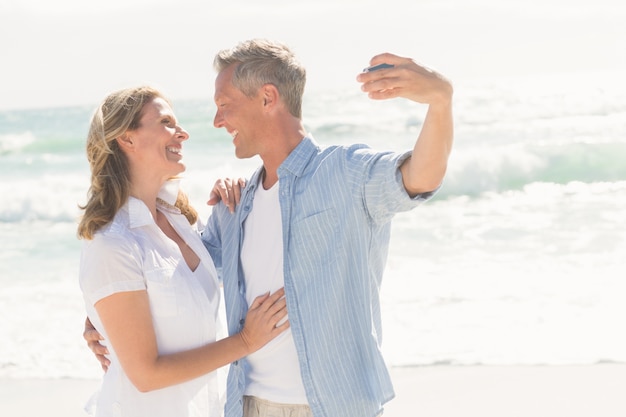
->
xmin=239 ymin=288 xmax=290 ymax=353
xmin=207 ymin=177 xmax=246 ymax=213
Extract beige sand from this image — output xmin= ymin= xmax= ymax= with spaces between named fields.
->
xmin=1 ymin=365 xmax=624 ymax=416
xmin=385 ymin=364 xmax=626 ymax=417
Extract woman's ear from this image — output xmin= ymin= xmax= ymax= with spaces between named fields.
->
xmin=116 ymin=133 xmax=134 ymax=151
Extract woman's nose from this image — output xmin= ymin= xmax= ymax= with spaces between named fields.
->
xmin=177 ymin=126 xmax=189 ymax=141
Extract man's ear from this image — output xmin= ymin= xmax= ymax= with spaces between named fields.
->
xmin=116 ymin=133 xmax=134 ymax=151
xmin=261 ymin=84 xmax=279 ymax=110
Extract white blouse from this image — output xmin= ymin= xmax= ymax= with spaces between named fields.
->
xmin=79 ymin=180 xmax=224 ymax=417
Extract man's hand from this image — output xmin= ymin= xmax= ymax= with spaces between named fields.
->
xmin=207 ymin=177 xmax=246 ymax=213
xmin=357 ymin=53 xmax=454 ymax=196
xmin=356 ymin=53 xmax=453 ymax=106
xmin=83 ymin=317 xmax=110 ymax=372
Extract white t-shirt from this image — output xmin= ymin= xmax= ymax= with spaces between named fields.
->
xmin=79 ymin=182 xmax=225 ymax=417
xmin=240 ymin=179 xmax=308 ymax=404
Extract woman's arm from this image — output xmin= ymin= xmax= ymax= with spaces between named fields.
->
xmin=95 ymin=288 xmax=287 ymax=392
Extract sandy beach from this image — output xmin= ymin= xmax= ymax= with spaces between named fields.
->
xmin=385 ymin=364 xmax=626 ymax=416
xmin=1 ymin=364 xmax=624 ymax=417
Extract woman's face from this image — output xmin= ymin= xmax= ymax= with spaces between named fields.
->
xmin=127 ymin=97 xmax=189 ymax=181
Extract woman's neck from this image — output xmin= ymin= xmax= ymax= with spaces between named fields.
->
xmin=129 ymin=181 xmax=162 ymax=219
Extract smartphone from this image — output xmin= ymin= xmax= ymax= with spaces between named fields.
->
xmin=363 ymin=63 xmax=394 ymax=73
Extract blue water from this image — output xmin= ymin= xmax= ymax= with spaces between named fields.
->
xmin=1 ymin=70 xmax=625 ymax=379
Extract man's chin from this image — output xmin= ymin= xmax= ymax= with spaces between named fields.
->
xmin=234 ymin=148 xmax=254 ymax=160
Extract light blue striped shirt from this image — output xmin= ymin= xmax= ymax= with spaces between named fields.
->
xmin=202 ymin=136 xmax=436 ymax=417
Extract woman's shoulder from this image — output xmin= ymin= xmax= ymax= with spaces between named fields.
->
xmin=85 ymin=211 xmax=140 ymax=257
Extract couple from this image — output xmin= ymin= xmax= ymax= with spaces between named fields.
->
xmin=79 ymin=38 xmax=454 ymax=417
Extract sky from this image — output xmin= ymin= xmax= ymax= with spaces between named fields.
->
xmin=1 ymin=0 xmax=625 ymax=111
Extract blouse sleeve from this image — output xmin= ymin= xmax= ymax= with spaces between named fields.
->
xmin=79 ymin=234 xmax=146 ymax=307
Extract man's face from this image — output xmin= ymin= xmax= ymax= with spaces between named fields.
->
xmin=213 ymin=64 xmax=265 ymax=159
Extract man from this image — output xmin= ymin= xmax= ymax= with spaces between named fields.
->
xmin=86 ymin=39 xmax=453 ymax=417
xmin=204 ymin=39 xmax=452 ymax=417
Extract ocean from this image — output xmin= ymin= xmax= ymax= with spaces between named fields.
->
xmin=1 ymin=69 xmax=625 ymax=380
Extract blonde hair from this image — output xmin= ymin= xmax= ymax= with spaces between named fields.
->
xmin=213 ymin=38 xmax=306 ymax=118
xmin=77 ymin=86 xmax=197 ymax=240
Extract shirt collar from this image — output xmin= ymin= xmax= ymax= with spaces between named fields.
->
xmin=127 ymin=179 xmax=182 ymax=229
xmin=278 ymin=135 xmax=320 ymax=178
xmin=157 ymin=178 xmax=181 ymax=207
xmin=244 ymin=135 xmax=319 ymax=202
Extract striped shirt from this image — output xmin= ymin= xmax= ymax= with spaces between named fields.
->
xmin=202 ymin=136 xmax=435 ymax=417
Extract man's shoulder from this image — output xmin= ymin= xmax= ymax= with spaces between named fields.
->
xmin=310 ymin=142 xmax=384 ymax=169
xmin=297 ymin=136 xmax=372 ymax=158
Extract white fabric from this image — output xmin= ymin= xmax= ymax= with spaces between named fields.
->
xmin=240 ymin=179 xmax=308 ymax=404
xmin=79 ymin=180 xmax=225 ymax=417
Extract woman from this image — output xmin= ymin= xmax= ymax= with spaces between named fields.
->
xmin=77 ymin=86 xmax=288 ymax=417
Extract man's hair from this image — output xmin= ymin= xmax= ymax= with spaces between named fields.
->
xmin=214 ymin=38 xmax=306 ymax=118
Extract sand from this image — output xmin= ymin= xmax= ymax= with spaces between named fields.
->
xmin=386 ymin=364 xmax=626 ymax=416
xmin=1 ymin=364 xmax=625 ymax=416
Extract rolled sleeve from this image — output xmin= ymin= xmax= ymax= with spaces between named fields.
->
xmin=362 ymin=149 xmax=437 ymax=224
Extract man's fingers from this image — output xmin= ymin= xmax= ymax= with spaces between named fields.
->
xmin=87 ymin=335 xmax=109 ymax=356
xmin=96 ymin=353 xmax=111 ymax=368
xmin=88 ymin=341 xmax=109 ymax=355
xmin=83 ymin=328 xmax=101 ymax=342
xmin=85 ymin=327 xmax=109 ymax=355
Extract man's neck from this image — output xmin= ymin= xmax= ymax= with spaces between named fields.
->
xmin=260 ymin=125 xmax=307 ymax=190
xmin=260 ymin=169 xmax=278 ymax=190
